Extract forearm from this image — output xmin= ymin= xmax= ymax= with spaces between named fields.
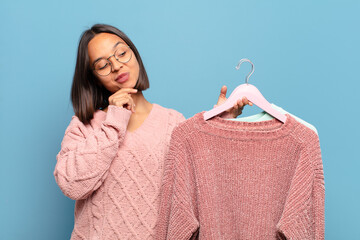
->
xmin=54 ymin=106 xmax=131 ymax=200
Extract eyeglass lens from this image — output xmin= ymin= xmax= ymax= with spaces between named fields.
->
xmin=94 ymin=45 xmax=132 ymax=76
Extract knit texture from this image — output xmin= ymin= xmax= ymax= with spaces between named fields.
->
xmin=54 ymin=104 xmax=185 ymax=240
xmin=156 ymin=112 xmax=325 ymax=240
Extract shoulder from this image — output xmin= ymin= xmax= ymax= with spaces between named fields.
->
xmin=170 ymin=112 xmax=203 ymax=139
xmin=64 ymin=109 xmax=106 ymax=136
xmin=288 ymin=115 xmax=320 ymax=148
xmin=272 ymin=104 xmax=318 ymax=135
xmin=62 ymin=115 xmax=92 ymax=138
xmin=154 ymin=103 xmax=186 ymax=124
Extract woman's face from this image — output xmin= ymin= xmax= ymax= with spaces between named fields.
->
xmin=87 ymin=33 xmax=140 ymax=93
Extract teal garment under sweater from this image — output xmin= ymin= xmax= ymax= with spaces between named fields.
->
xmin=229 ymin=103 xmax=318 ymax=135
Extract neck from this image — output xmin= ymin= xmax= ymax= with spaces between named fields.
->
xmin=130 ymin=91 xmax=152 ymax=113
xmin=131 ymin=90 xmax=146 ymax=106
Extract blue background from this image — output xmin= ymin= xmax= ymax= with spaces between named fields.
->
xmin=1 ymin=0 xmax=359 ymax=239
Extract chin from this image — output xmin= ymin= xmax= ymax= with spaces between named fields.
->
xmin=119 ymin=82 xmax=136 ymax=89
xmin=127 ymin=79 xmax=138 ymax=88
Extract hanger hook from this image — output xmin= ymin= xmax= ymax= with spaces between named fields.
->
xmin=235 ymin=58 xmax=254 ymax=84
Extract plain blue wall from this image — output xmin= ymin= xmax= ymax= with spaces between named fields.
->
xmin=1 ymin=0 xmax=359 ymax=239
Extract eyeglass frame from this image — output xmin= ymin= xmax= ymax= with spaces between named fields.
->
xmin=92 ymin=43 xmax=133 ymax=76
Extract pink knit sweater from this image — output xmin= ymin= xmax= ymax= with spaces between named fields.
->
xmin=156 ymin=112 xmax=324 ymax=240
xmin=54 ymin=104 xmax=185 ymax=240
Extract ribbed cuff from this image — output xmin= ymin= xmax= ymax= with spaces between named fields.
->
xmin=103 ymin=105 xmax=132 ymax=132
xmin=277 ymin=214 xmax=314 ymax=240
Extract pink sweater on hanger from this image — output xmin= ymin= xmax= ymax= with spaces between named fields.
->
xmin=156 ymin=112 xmax=324 ymax=240
xmin=54 ymin=104 xmax=185 ymax=240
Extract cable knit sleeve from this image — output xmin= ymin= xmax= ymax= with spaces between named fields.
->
xmin=54 ymin=105 xmax=131 ymax=200
xmin=156 ymin=126 xmax=199 ymax=240
xmin=277 ymin=133 xmax=325 ymax=240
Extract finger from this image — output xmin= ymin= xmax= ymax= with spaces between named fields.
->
xmin=113 ymin=91 xmax=134 ymax=102
xmin=111 ymin=95 xmax=132 ymax=108
xmin=113 ymin=88 xmax=138 ymax=96
xmin=232 ymin=103 xmax=240 ymax=118
xmin=124 ymin=95 xmax=132 ymax=110
xmin=242 ymin=97 xmax=249 ymax=106
xmin=121 ymin=87 xmax=138 ymax=93
xmin=220 ymin=85 xmax=227 ymax=97
xmin=237 ymin=99 xmax=244 ymax=108
xmin=109 ymin=93 xmax=133 ymax=104
xmin=233 ymin=102 xmax=239 ymax=110
xmin=129 ymin=98 xmax=136 ymax=113
xmin=109 ymin=94 xmax=124 ymax=104
xmin=112 ymin=99 xmax=129 ymax=107
xmin=127 ymin=93 xmax=135 ymax=113
xmin=216 ymin=85 xmax=228 ymax=105
xmin=129 ymin=89 xmax=138 ymax=94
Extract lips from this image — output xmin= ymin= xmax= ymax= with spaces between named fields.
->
xmin=116 ymin=72 xmax=129 ymax=84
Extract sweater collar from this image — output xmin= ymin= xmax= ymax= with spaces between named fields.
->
xmin=194 ymin=112 xmax=296 ymax=140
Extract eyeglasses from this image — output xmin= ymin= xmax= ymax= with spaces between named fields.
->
xmin=92 ymin=43 xmax=132 ymax=76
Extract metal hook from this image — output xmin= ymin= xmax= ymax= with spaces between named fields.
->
xmin=235 ymin=58 xmax=254 ymax=84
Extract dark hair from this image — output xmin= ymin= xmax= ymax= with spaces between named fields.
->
xmin=71 ymin=24 xmax=149 ymax=124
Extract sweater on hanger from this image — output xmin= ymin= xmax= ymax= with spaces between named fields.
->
xmin=54 ymin=104 xmax=185 ymax=240
xmin=156 ymin=112 xmax=324 ymax=240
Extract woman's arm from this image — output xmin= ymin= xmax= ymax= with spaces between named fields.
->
xmin=54 ymin=106 xmax=131 ymax=200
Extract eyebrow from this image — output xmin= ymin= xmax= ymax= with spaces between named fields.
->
xmin=113 ymin=41 xmax=122 ymax=50
xmin=92 ymin=41 xmax=124 ymax=66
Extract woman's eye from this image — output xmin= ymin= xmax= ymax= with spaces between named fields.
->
xmin=117 ymin=51 xmax=126 ymax=57
xmin=99 ymin=63 xmax=108 ymax=70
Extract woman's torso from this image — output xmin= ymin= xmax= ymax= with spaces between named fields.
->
xmin=70 ymin=104 xmax=185 ymax=240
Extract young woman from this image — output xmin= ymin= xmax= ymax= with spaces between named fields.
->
xmin=54 ymin=24 xmax=251 ymax=240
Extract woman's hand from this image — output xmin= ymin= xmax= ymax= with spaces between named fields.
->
xmin=215 ymin=85 xmax=253 ymax=118
xmin=108 ymin=88 xmax=138 ymax=113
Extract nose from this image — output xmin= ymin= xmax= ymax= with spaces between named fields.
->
xmin=109 ymin=56 xmax=123 ymax=72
